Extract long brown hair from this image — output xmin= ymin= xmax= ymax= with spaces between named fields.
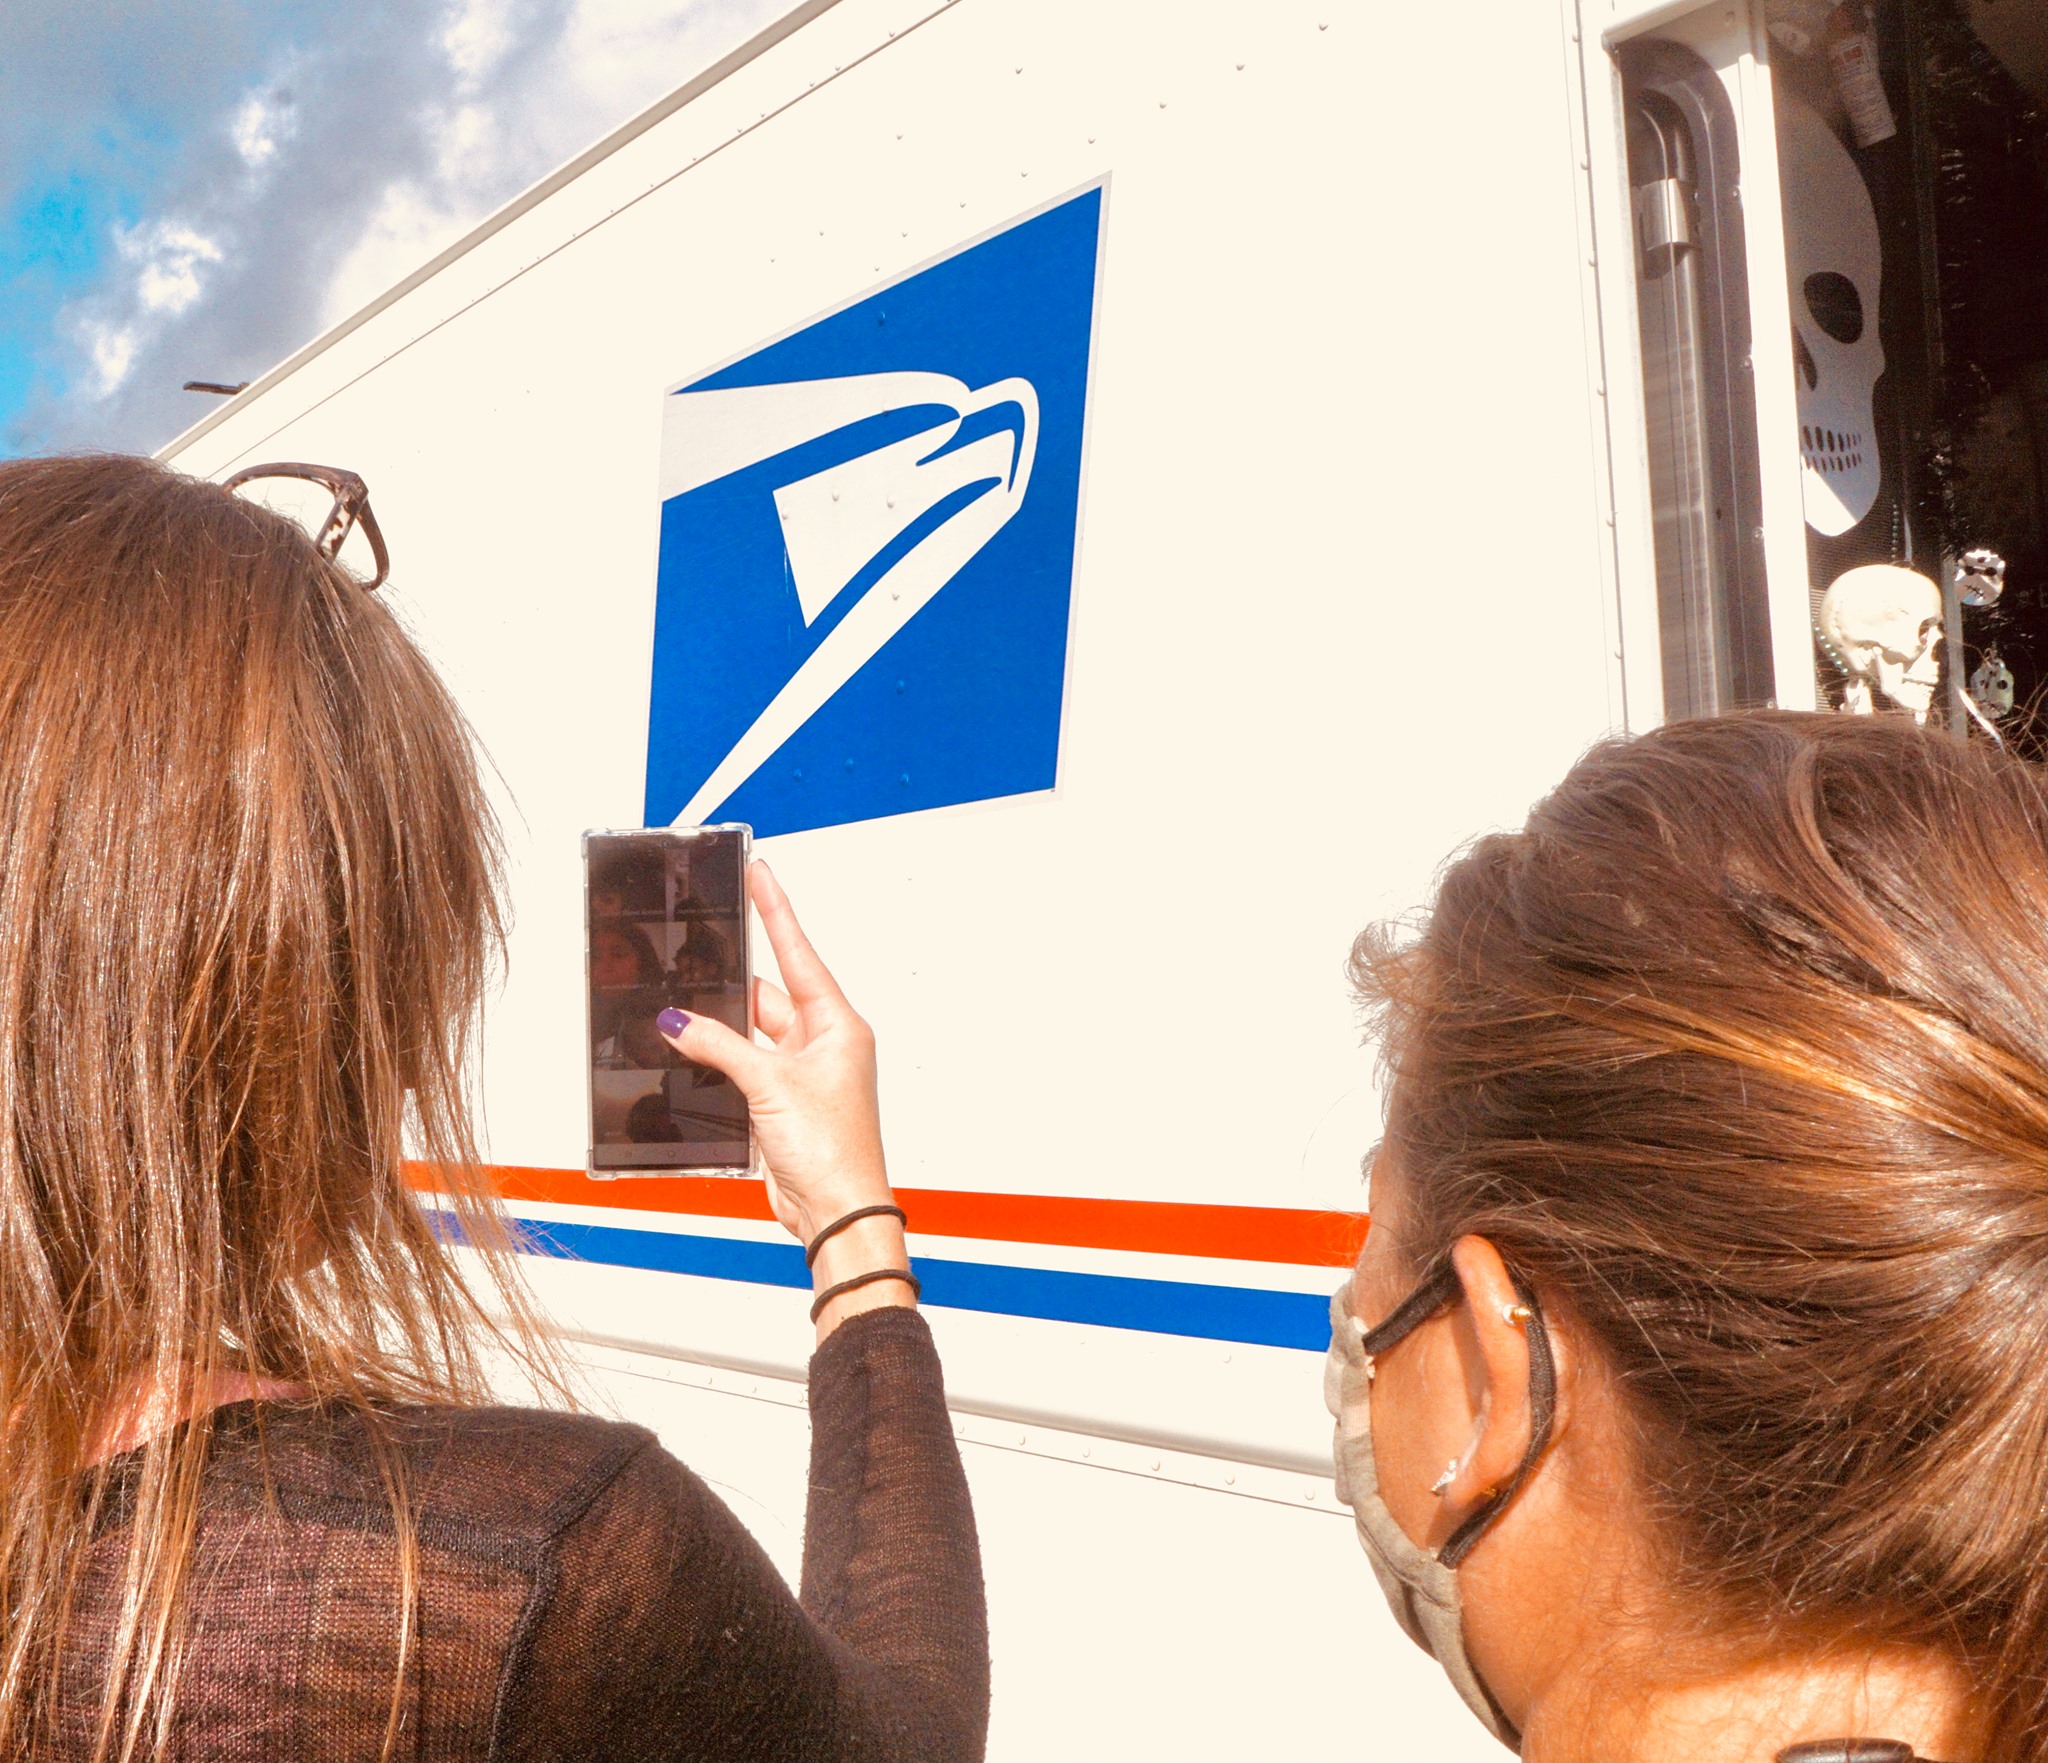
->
xmin=1354 ymin=711 xmax=2048 ymax=1756
xmin=0 ymin=454 xmax=551 ymax=1759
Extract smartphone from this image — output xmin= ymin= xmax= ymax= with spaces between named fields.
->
xmin=583 ymin=824 xmax=753 ymax=1176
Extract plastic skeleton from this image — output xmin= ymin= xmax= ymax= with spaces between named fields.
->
xmin=1817 ymin=564 xmax=1944 ymax=721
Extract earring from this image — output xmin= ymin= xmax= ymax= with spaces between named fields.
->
xmin=1501 ymin=1302 xmax=1533 ymax=1326
xmin=1430 ymin=1459 xmax=1459 ymax=1496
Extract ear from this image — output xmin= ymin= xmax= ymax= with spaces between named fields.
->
xmin=1431 ymin=1234 xmax=1544 ymax=1533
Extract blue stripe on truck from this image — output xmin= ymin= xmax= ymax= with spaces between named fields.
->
xmin=511 ymin=1218 xmax=1333 ymax=1353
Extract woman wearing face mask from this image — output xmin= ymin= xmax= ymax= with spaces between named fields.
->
xmin=1328 ymin=712 xmax=2048 ymax=1763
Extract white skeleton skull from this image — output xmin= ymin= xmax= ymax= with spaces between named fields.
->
xmin=1818 ymin=564 xmax=1943 ymax=719
xmin=1970 ymin=653 xmax=2016 ymax=719
xmin=1781 ymin=96 xmax=1884 ymax=537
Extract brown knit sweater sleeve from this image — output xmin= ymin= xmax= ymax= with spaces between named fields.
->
xmin=500 ymin=1305 xmax=988 ymax=1762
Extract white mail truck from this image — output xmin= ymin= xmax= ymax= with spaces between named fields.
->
xmin=158 ymin=0 xmax=2048 ymax=1753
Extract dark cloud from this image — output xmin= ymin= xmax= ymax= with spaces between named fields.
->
xmin=3 ymin=0 xmax=780 ymax=456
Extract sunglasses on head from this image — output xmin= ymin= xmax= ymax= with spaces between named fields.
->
xmin=223 ymin=462 xmax=390 ymax=592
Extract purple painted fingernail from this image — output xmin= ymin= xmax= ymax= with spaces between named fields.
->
xmin=656 ymin=1007 xmax=689 ymax=1037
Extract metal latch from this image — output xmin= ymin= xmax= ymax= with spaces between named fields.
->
xmin=1634 ymin=176 xmax=1695 ymax=276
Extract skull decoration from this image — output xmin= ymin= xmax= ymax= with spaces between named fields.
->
xmin=1781 ymin=96 xmax=1884 ymax=537
xmin=1818 ymin=564 xmax=1944 ymax=719
xmin=1957 ymin=546 xmax=2007 ymax=608
xmin=1970 ymin=652 xmax=2016 ymax=720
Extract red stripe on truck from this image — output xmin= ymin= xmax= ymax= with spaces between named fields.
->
xmin=411 ymin=1165 xmax=1368 ymax=1268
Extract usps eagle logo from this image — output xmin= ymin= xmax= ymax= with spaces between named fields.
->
xmin=643 ymin=185 xmax=1102 ymax=838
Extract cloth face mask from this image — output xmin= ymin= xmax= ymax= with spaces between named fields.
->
xmin=1325 ymin=1268 xmax=1556 ymax=1749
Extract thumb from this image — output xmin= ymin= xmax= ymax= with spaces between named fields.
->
xmin=656 ymin=1007 xmax=769 ymax=1097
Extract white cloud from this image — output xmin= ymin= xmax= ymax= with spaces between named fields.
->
xmin=230 ymin=88 xmax=296 ymax=168
xmin=81 ymin=322 xmax=138 ymax=399
xmin=117 ymin=220 xmax=224 ymax=317
xmin=441 ymin=0 xmax=519 ymax=88
xmin=318 ymin=182 xmax=475 ymax=324
xmin=60 ymin=219 xmax=221 ymax=404
xmin=435 ymin=101 xmax=502 ymax=184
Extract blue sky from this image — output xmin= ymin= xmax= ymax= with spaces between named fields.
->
xmin=0 ymin=0 xmax=781 ymax=458
xmin=0 ymin=181 xmax=104 ymax=428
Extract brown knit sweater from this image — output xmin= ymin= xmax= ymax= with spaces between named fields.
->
xmin=56 ymin=1306 xmax=988 ymax=1761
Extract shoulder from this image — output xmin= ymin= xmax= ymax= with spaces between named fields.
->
xmin=208 ymin=1400 xmax=662 ymax=1559
xmin=411 ymin=1406 xmax=662 ymax=1542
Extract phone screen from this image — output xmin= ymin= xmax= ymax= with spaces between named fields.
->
xmin=584 ymin=826 xmax=752 ymax=1175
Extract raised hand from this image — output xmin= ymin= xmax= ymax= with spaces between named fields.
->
xmin=657 ymin=861 xmax=911 ymax=1335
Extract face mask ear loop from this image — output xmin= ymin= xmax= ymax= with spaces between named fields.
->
xmin=1357 ymin=1257 xmax=1463 ymax=1358
xmin=1438 ymin=1274 xmax=1557 ymax=1570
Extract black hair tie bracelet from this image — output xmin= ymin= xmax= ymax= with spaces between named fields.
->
xmin=810 ymin=1267 xmax=921 ymax=1323
xmin=803 ymin=1203 xmax=908 ymax=1268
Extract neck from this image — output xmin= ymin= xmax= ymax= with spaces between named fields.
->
xmin=1519 ymin=1634 xmax=1984 ymax=1763
xmin=87 ymin=1366 xmax=307 ymax=1465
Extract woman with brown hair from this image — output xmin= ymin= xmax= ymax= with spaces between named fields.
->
xmin=0 ymin=454 xmax=984 ymax=1761
xmin=1331 ymin=712 xmax=2048 ymax=1762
